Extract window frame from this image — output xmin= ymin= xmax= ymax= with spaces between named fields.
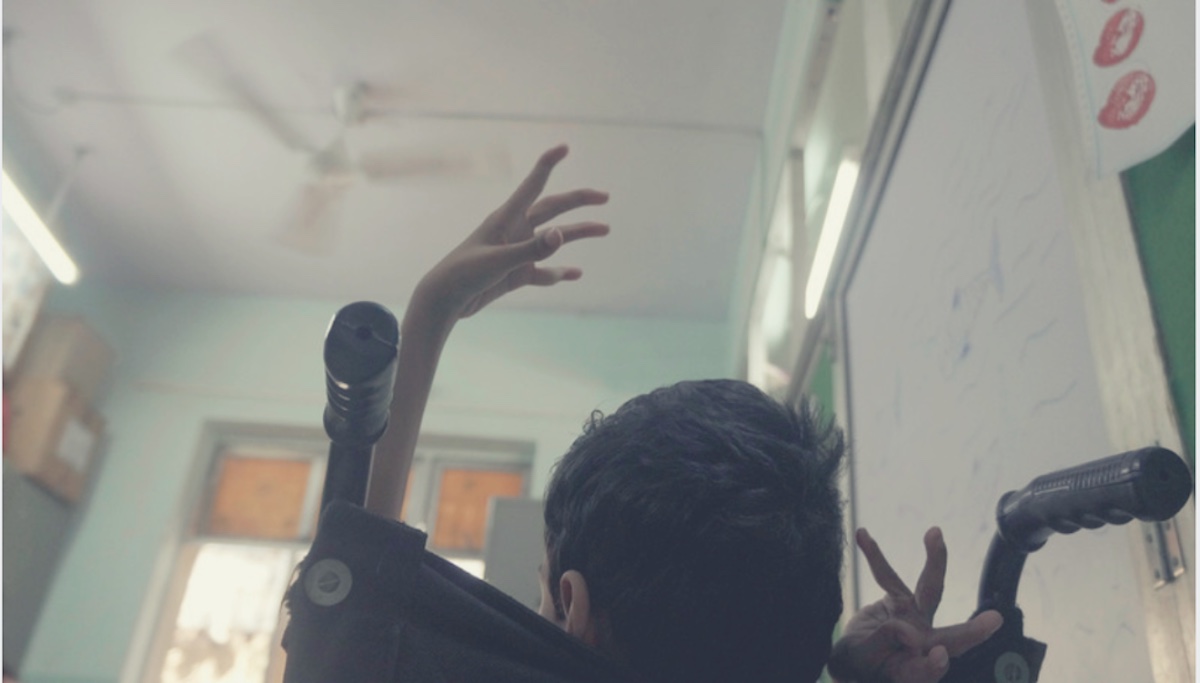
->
xmin=139 ymin=424 xmax=327 ymax=683
xmin=139 ymin=424 xmax=535 ymax=683
xmin=423 ymin=458 xmax=531 ymax=558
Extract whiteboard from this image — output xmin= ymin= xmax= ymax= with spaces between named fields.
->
xmin=842 ymin=1 xmax=1153 ymax=681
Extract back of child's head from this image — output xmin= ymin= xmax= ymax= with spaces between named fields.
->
xmin=543 ymin=379 xmax=845 ymax=683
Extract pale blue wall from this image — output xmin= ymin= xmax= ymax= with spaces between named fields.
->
xmin=22 ymin=284 xmax=731 ymax=683
xmin=17 ymin=4 xmax=826 ymax=678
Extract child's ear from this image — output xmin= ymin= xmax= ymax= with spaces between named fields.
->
xmin=558 ymin=570 xmax=601 ymax=647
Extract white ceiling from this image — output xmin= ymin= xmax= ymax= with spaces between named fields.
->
xmin=3 ymin=1 xmax=800 ymax=320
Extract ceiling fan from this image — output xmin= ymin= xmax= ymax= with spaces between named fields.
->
xmin=175 ymin=34 xmax=511 ymax=255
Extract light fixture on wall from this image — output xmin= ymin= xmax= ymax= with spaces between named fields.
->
xmin=747 ymin=162 xmax=797 ymax=395
xmin=804 ymin=156 xmax=859 ymax=319
xmin=2 ymin=171 xmax=80 ymax=285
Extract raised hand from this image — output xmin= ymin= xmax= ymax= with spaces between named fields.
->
xmin=411 ymin=144 xmax=609 ymax=325
xmin=367 ymin=144 xmax=608 ymax=519
xmin=827 ymin=528 xmax=1003 ymax=683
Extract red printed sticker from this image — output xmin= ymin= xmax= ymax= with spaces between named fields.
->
xmin=1093 ymin=9 xmax=1144 ymax=67
xmin=1098 ymin=70 xmax=1156 ymax=129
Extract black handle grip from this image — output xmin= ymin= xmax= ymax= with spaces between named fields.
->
xmin=323 ymin=301 xmax=400 ymax=446
xmin=997 ymin=446 xmax=1192 ymax=552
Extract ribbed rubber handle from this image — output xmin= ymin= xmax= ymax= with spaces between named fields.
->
xmin=996 ymin=447 xmax=1192 ymax=552
xmin=322 ymin=301 xmax=399 ymax=445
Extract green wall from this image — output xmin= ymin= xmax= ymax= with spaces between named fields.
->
xmin=21 ymin=284 xmax=732 ymax=683
xmin=807 ymin=339 xmax=837 ymax=418
xmin=1123 ymin=126 xmax=1196 ymax=463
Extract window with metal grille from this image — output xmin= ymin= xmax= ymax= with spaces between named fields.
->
xmin=141 ymin=428 xmax=532 ymax=683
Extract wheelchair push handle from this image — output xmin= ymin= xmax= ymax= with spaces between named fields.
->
xmin=323 ymin=301 xmax=400 ymax=445
xmin=945 ymin=447 xmax=1192 ymax=683
xmin=996 ymin=446 xmax=1192 ymax=553
xmin=320 ymin=301 xmax=400 ymax=516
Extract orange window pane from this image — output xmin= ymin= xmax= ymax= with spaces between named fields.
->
xmin=207 ymin=457 xmax=312 ymax=540
xmin=431 ymin=469 xmax=524 ymax=552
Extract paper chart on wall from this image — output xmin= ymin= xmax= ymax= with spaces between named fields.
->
xmin=1052 ymin=0 xmax=1195 ymax=177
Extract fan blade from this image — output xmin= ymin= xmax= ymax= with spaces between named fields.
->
xmin=275 ymin=182 xmax=349 ymax=255
xmin=353 ymin=82 xmax=413 ymax=116
xmin=358 ymin=146 xmax=512 ymax=182
xmin=174 ymin=32 xmax=312 ymax=152
xmin=310 ymin=132 xmax=359 ymax=184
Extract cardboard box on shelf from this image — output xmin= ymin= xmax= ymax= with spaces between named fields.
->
xmin=13 ymin=313 xmax=114 ymax=405
xmin=4 ymin=379 xmax=104 ymax=505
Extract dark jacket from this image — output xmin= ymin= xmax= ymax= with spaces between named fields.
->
xmin=283 ymin=502 xmax=641 ymax=683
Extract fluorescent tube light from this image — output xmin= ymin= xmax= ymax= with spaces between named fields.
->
xmin=2 ymin=171 xmax=80 ymax=285
xmin=804 ymin=158 xmax=859 ymax=319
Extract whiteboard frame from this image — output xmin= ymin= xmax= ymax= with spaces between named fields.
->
xmin=786 ymin=0 xmax=951 ymax=401
xmin=785 ymin=0 xmax=953 ymax=615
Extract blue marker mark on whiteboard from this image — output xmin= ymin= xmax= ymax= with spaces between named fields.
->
xmin=990 ymin=228 xmax=1004 ymax=294
xmin=1030 ymin=380 xmax=1079 ymax=416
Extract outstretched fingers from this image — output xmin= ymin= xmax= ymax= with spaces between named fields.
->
xmin=526 ymin=266 xmax=582 ymax=286
xmin=519 ymin=223 xmax=609 ymax=284
xmin=483 ymin=222 xmax=609 ymax=288
xmin=857 ymin=528 xmax=915 ymax=599
xmin=551 ymin=221 xmax=610 ymax=245
xmin=513 ymin=222 xmax=609 ymax=262
xmin=928 ymin=610 xmax=1004 ymax=657
xmin=527 ymin=188 xmax=609 ymax=228
xmin=914 ymin=527 xmax=948 ymax=620
xmin=482 ymin=221 xmax=599 ymax=266
xmin=499 ymin=145 xmax=570 ymax=219
xmin=495 ymin=265 xmax=581 ymax=297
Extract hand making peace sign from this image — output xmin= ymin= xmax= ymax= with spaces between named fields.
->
xmin=828 ymin=528 xmax=1004 ymax=683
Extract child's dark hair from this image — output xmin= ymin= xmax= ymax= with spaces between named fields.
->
xmin=543 ymin=380 xmax=845 ymax=683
